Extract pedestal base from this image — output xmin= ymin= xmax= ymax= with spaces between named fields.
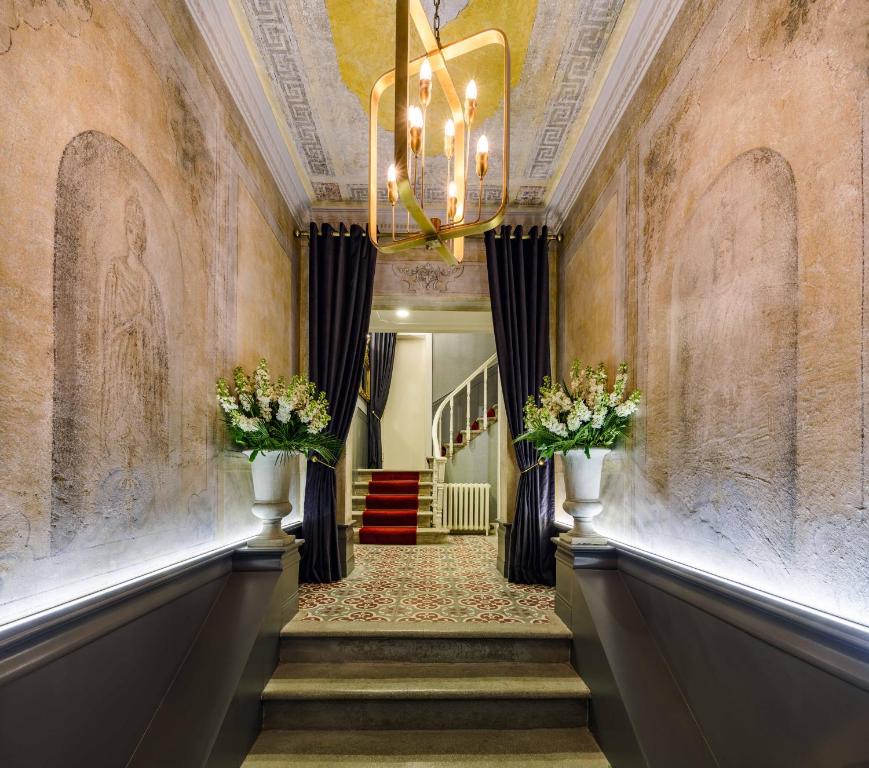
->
xmin=558 ymin=530 xmax=609 ymax=547
xmin=563 ymin=499 xmax=606 ymax=547
xmin=249 ymin=501 xmax=294 ymax=548
xmin=248 ymin=530 xmax=296 ymax=549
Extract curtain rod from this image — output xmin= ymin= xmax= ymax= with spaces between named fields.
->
xmin=294 ymin=228 xmax=562 ymax=242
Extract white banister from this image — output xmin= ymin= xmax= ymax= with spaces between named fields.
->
xmin=432 ymin=353 xmax=497 ymax=459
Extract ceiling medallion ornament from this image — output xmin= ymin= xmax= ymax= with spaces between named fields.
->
xmin=368 ymin=0 xmax=510 ymax=265
xmin=392 ymin=262 xmax=465 ymax=294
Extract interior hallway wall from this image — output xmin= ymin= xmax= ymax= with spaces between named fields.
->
xmin=0 ymin=0 xmax=299 ymax=625
xmin=557 ymin=0 xmax=868 ymax=625
xmin=381 ymin=334 xmax=432 ymax=470
xmin=432 ymin=333 xmax=497 ymax=402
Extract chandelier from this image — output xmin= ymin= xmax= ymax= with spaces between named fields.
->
xmin=368 ymin=0 xmax=510 ymax=265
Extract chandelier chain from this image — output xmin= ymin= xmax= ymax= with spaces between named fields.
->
xmin=433 ymin=0 xmax=441 ymax=48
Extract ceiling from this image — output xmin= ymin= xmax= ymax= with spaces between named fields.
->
xmin=236 ymin=0 xmax=623 ymax=211
xmin=188 ymin=0 xmax=686 ymax=227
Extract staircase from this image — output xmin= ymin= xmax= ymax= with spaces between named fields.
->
xmin=243 ymin=622 xmax=609 ymax=767
xmin=352 ymin=467 xmax=449 ymax=544
xmin=432 ymin=353 xmax=499 ymax=461
xmin=430 ymin=354 xmax=500 ymax=531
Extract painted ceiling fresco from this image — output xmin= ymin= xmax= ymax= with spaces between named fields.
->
xmin=239 ymin=0 xmax=625 ymax=209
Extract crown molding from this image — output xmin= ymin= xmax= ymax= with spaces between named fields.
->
xmin=185 ymin=0 xmax=311 ymax=227
xmin=546 ymin=0 xmax=685 ymax=231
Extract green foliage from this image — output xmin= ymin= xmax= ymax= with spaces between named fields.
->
xmin=515 ymin=361 xmax=641 ymax=458
xmin=215 ymin=359 xmax=341 ymax=463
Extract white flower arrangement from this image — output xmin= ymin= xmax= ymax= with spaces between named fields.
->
xmin=517 ymin=361 xmax=642 ymax=458
xmin=216 ymin=358 xmax=340 ymax=462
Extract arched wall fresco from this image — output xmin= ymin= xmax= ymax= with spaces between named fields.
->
xmin=51 ymin=131 xmax=184 ymax=554
xmin=557 ymin=0 xmax=867 ymax=624
xmin=654 ymin=148 xmax=798 ymax=567
xmin=0 ymin=2 xmax=299 ymax=623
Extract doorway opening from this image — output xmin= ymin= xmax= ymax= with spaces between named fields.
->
xmin=294 ymin=309 xmax=556 ymax=625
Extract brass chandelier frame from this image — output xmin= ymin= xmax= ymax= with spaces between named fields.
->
xmin=368 ymin=0 xmax=510 ymax=265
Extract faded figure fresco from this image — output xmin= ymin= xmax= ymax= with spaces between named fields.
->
xmin=100 ymin=192 xmax=169 ymax=461
xmin=52 ymin=131 xmax=183 ymax=554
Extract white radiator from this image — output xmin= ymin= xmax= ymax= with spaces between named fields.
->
xmin=442 ymin=483 xmax=490 ymax=533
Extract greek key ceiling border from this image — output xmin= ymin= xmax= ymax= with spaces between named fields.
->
xmin=239 ymin=0 xmax=334 ymax=178
xmin=526 ymin=0 xmax=624 ymax=180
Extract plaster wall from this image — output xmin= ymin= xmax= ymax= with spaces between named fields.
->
xmin=381 ymin=334 xmax=433 ymax=470
xmin=445 ymin=430 xmax=500 ymax=524
xmin=558 ymin=0 xmax=868 ymax=625
xmin=0 ymin=0 xmax=299 ymax=624
xmin=432 ymin=333 xmax=497 ymax=402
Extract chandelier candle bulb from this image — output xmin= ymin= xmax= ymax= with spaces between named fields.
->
xmin=464 ymin=79 xmax=478 ymax=123
xmin=419 ymin=57 xmax=432 ymax=106
xmin=447 ymin=180 xmax=457 ymax=220
xmin=386 ymin=163 xmax=398 ymax=204
xmin=444 ymin=119 xmax=455 ymax=159
xmin=408 ymin=105 xmax=423 ymax=155
xmin=475 ymin=134 xmax=489 ymax=178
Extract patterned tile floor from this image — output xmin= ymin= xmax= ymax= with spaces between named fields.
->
xmin=295 ymin=536 xmax=555 ymax=624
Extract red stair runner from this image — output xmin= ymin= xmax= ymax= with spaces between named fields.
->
xmin=368 ymin=479 xmax=419 ymax=495
xmin=375 ymin=471 xmax=419 ymax=480
xmin=359 ymin=471 xmax=420 ymax=545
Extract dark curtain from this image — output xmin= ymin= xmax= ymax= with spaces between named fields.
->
xmin=301 ymin=222 xmax=377 ymax=583
xmin=485 ymin=224 xmax=555 ymax=585
xmin=367 ymin=332 xmax=397 ymax=468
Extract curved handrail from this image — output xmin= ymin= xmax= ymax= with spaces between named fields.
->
xmin=431 ymin=353 xmax=498 ymax=458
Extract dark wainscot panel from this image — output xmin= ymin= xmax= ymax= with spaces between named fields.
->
xmin=0 ymin=527 xmax=302 ymax=768
xmin=555 ymin=539 xmax=869 ymax=768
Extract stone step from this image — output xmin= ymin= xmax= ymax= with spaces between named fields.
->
xmin=352 ymin=494 xmax=433 ymax=511
xmin=352 ymin=526 xmax=450 ymax=545
xmin=279 ymin=621 xmax=573 ymax=664
xmin=415 ymin=526 xmax=450 ymax=544
xmin=261 ymin=661 xmax=590 ymax=730
xmin=243 ymin=727 xmax=610 ymax=767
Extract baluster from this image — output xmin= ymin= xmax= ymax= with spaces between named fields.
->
xmin=449 ymin=397 xmax=454 ymax=457
xmin=466 ymin=380 xmax=471 ymax=439
xmin=483 ymin=365 xmax=488 ymax=430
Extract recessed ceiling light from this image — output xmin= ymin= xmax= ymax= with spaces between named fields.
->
xmin=396 ymin=308 xmax=410 ymax=318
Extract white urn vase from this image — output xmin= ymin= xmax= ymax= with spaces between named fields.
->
xmin=244 ymin=450 xmax=296 ymax=548
xmin=560 ymin=447 xmax=610 ymax=546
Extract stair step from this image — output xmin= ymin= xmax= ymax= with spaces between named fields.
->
xmin=262 ymin=661 xmax=589 ymax=730
xmin=352 ymin=495 xmax=432 ymax=510
xmin=356 ymin=468 xmax=434 ymax=476
xmin=264 ymin=662 xmax=589 ymax=700
xmin=352 ymin=510 xmax=433 ymax=524
xmin=415 ymin=526 xmax=450 ymax=544
xmin=279 ymin=621 xmax=572 ymax=664
xmin=243 ymin=728 xmax=610 ymax=767
xmin=352 ymin=526 xmax=450 ymax=545
xmin=353 ymin=481 xmax=434 ymax=491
